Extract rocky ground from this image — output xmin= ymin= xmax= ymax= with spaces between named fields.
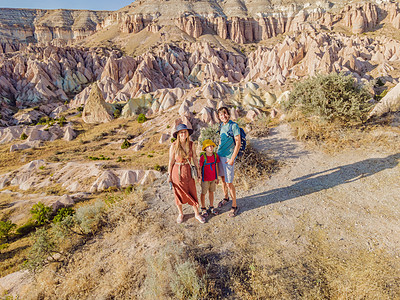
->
xmin=155 ymin=124 xmax=400 ymax=256
xmin=1 ymin=123 xmax=399 ymax=298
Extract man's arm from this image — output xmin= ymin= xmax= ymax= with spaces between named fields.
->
xmin=227 ymin=135 xmax=241 ymax=165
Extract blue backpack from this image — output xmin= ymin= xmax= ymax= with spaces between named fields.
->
xmin=220 ymin=122 xmax=247 ymax=157
xmin=200 ymin=152 xmax=217 ymax=181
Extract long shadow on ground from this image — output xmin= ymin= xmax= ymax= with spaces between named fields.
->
xmin=240 ymin=153 xmax=400 ymax=213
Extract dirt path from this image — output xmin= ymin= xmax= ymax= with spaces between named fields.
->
xmin=153 ymin=123 xmax=400 ymax=255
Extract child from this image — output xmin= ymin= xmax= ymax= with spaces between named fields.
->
xmin=199 ymin=139 xmax=221 ymax=217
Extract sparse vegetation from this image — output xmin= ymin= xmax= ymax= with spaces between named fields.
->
xmin=235 ymin=143 xmax=279 ymax=189
xmin=88 ymin=154 xmax=111 ymax=160
xmin=137 ymin=113 xmax=148 ymax=123
xmin=20 ymin=132 xmax=28 ymax=140
xmin=58 ymin=116 xmax=66 ymax=127
xmin=121 ymin=138 xmax=131 ymax=149
xmin=251 ymin=114 xmax=271 ymax=137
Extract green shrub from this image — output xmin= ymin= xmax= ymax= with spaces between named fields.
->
xmin=137 ymin=113 xmax=148 ymax=123
xmin=74 ymin=200 xmax=105 ymax=235
xmin=374 ymin=89 xmax=388 ymax=101
xmin=154 ymin=164 xmax=167 ymax=172
xmin=20 ymin=132 xmax=28 ymax=140
xmin=30 ymin=202 xmax=52 ymax=226
xmin=284 ymin=73 xmax=373 ymax=123
xmin=16 ymin=221 xmax=37 ymax=236
xmin=88 ymin=155 xmax=110 ymax=161
xmin=199 ymin=123 xmax=220 ymax=147
xmin=0 ymin=220 xmax=16 ymax=242
xmin=77 ymin=106 xmax=84 ymax=112
xmin=125 ymin=185 xmax=134 ymax=194
xmin=53 ymin=207 xmax=75 ymax=223
xmin=114 ymin=109 xmax=121 ymax=119
xmin=57 ymin=116 xmax=66 ymax=127
xmin=121 ymin=138 xmax=131 ymax=149
xmin=36 ymin=117 xmax=48 ymax=125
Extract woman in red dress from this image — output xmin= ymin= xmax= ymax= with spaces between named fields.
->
xmin=168 ymin=124 xmax=205 ymax=224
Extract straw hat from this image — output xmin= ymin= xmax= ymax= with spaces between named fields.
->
xmin=202 ymin=139 xmax=216 ymax=151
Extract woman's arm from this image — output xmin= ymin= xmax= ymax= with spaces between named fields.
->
xmin=168 ymin=144 xmax=175 ymax=182
xmin=192 ymin=142 xmax=201 ymax=179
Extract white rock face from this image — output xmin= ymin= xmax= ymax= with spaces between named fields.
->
xmin=0 ymin=160 xmax=161 ymax=193
xmin=369 ymin=82 xmax=400 ymax=117
xmin=90 ymin=170 xmax=120 ymax=192
xmin=0 ymin=124 xmax=76 ymax=146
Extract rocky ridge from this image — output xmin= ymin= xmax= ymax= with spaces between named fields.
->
xmin=96 ymin=1 xmax=400 ymax=43
xmin=0 ymin=8 xmax=110 ymax=47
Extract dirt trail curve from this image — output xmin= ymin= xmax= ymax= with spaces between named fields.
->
xmin=153 ymin=123 xmax=400 ymax=256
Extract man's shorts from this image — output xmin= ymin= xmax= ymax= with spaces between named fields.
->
xmin=201 ymin=180 xmax=217 ymax=194
xmin=218 ymin=156 xmax=235 ymax=183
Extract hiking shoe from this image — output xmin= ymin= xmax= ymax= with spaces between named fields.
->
xmin=217 ymin=198 xmax=230 ymax=208
xmin=229 ymin=206 xmax=240 ymax=217
xmin=209 ymin=206 xmax=219 ymax=215
xmin=201 ymin=207 xmax=209 ymax=217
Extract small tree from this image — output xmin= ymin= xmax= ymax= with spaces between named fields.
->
xmin=0 ymin=220 xmax=16 ymax=242
xmin=30 ymin=202 xmax=52 ymax=226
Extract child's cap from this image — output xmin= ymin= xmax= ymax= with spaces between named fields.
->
xmin=202 ymin=139 xmax=216 ymax=151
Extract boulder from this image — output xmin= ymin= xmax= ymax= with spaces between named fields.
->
xmin=369 ymin=82 xmax=400 ymax=118
xmin=63 ymin=126 xmax=76 ymax=141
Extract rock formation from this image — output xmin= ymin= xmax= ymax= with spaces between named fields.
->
xmin=82 ymin=83 xmax=114 ymax=123
xmin=369 ymin=82 xmax=400 ymax=118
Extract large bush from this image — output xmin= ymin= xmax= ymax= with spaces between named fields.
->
xmin=284 ymin=73 xmax=373 ymax=123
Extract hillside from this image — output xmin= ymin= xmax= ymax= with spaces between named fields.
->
xmin=1 ymin=124 xmax=399 ymax=298
xmin=1 ymin=0 xmax=400 ymax=298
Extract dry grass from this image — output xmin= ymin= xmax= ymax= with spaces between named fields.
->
xmin=229 ymin=228 xmax=400 ymax=299
xmin=235 ymin=143 xmax=280 ymax=190
xmin=0 ymin=237 xmax=31 ymax=277
xmin=286 ymin=110 xmax=400 ymax=153
xmin=0 ymin=116 xmax=170 ymax=175
xmin=14 ymin=184 xmax=400 ymax=299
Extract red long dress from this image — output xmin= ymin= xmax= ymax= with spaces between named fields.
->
xmin=171 ymin=141 xmax=198 ymax=206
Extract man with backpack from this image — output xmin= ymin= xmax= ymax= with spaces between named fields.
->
xmin=217 ymin=106 xmax=242 ymax=217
